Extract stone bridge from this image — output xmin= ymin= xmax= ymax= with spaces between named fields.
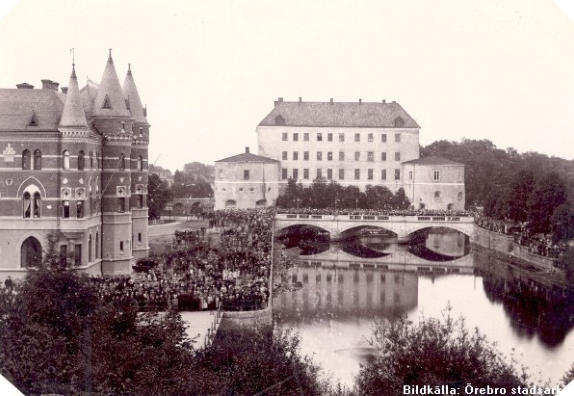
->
xmin=275 ymin=213 xmax=476 ymax=241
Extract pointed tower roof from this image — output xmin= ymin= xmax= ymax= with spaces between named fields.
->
xmin=123 ymin=64 xmax=148 ymax=123
xmin=59 ymin=64 xmax=88 ymax=127
xmin=92 ymin=50 xmax=130 ymax=117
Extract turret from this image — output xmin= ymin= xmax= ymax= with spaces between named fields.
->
xmin=92 ymin=50 xmax=131 ymax=119
xmin=59 ymin=64 xmax=88 ymax=127
xmin=123 ymin=64 xmax=147 ymax=125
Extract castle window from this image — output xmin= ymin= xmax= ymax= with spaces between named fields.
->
xmin=118 ymin=197 xmax=126 ymax=212
xmin=102 ymin=95 xmax=112 ymax=109
xmin=33 ymin=193 xmax=41 ymax=218
xmin=23 ymin=188 xmax=41 ymax=218
xmin=78 ymin=151 xmax=85 ymax=170
xmin=62 ymin=201 xmax=70 ymax=218
xmin=119 ymin=154 xmax=126 ymax=170
xmin=88 ymin=235 xmax=92 ymax=262
xmin=22 ymin=150 xmax=31 ymax=170
xmin=138 ymin=195 xmax=144 ymax=208
xmin=89 ymin=152 xmax=94 ymax=169
xmin=77 ymin=201 xmax=84 ymax=218
xmin=138 ymin=233 xmax=142 ymax=243
xmin=433 ymin=170 xmax=440 ymax=181
xmin=62 ymin=150 xmax=70 ymax=170
xmin=33 ymin=150 xmax=42 ymax=170
xmin=138 ymin=156 xmax=143 ymax=171
xmin=243 ymin=169 xmax=250 ymax=180
xmin=23 ymin=192 xmax=31 ymax=218
xmin=394 ymin=117 xmax=405 ymax=127
xmin=96 ymin=232 xmax=100 ymax=259
xmin=120 ymin=241 xmax=124 ymax=252
xmin=121 ymin=122 xmax=126 ymax=132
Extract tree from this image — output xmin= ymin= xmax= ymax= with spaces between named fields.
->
xmin=550 ymin=204 xmax=574 ymax=242
xmin=527 ymin=172 xmax=567 ymax=234
xmin=557 ymin=247 xmax=574 ymax=283
xmin=365 ymin=185 xmax=394 ymax=209
xmin=355 ymin=308 xmax=527 ymax=395
xmin=148 ymin=173 xmax=172 ymax=220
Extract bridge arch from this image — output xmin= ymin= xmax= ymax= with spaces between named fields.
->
xmin=404 ymin=224 xmax=473 ymax=238
xmin=339 ymin=225 xmax=398 ymax=238
xmin=275 ymin=223 xmax=331 ymax=237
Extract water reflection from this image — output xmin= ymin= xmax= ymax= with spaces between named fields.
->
xmin=273 ymin=228 xmax=574 ymax=387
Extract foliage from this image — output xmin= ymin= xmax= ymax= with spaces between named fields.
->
xmin=556 ymin=247 xmax=574 ymax=283
xmin=171 ymin=162 xmax=214 ymax=198
xmin=148 ymin=173 xmax=173 ymax=220
xmin=563 ymin=363 xmax=574 ymax=387
xmin=355 ymin=308 xmax=527 ymax=395
xmin=276 ymin=179 xmax=410 ymax=210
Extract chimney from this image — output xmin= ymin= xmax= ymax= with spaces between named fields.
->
xmin=274 ymin=97 xmax=284 ymax=107
xmin=392 ymin=100 xmax=396 ymax=103
xmin=51 ymin=81 xmax=60 ymax=91
xmin=245 ymin=147 xmax=250 ymax=153
xmin=16 ymin=83 xmax=34 ymax=89
xmin=330 ymin=98 xmax=334 ymax=104
xmin=61 ymin=87 xmax=68 ymax=94
xmin=41 ymin=79 xmax=52 ymax=90
xmin=298 ymin=97 xmax=302 ymax=103
xmin=359 ymin=98 xmax=362 ymax=104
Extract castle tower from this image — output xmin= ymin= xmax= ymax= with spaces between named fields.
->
xmin=92 ymin=51 xmax=134 ymax=274
xmin=123 ymin=64 xmax=150 ymax=259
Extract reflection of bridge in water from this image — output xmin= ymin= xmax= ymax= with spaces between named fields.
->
xmin=275 ymin=212 xmax=476 ymax=240
xmin=295 ymin=244 xmax=474 ymax=274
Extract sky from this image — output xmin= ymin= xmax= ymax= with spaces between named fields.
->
xmin=0 ymin=0 xmax=573 ymax=172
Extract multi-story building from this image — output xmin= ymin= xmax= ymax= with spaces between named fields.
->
xmin=0 ymin=52 xmax=149 ymax=277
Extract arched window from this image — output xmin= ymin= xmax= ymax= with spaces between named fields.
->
xmin=225 ymin=199 xmax=237 ymax=208
xmin=89 ymin=152 xmax=94 ymax=169
xmin=21 ymin=236 xmax=42 ymax=267
xmin=22 ymin=150 xmax=31 ymax=170
xmin=137 ymin=156 xmax=143 ymax=171
xmin=78 ymin=150 xmax=85 ymax=170
xmin=23 ymin=192 xmax=31 ymax=218
xmin=33 ymin=149 xmax=42 ymax=170
xmin=33 ymin=192 xmax=41 ymax=218
xmin=119 ymin=153 xmax=126 ymax=170
xmin=63 ymin=150 xmax=70 ymax=170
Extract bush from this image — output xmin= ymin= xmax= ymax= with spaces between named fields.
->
xmin=355 ymin=308 xmax=528 ymax=395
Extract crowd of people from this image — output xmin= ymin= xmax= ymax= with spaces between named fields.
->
xmin=276 ymin=207 xmax=472 ymax=217
xmin=92 ymin=209 xmax=276 ymax=312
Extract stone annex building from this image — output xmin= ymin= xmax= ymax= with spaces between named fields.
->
xmin=215 ymin=98 xmax=465 ymax=210
xmin=0 ymin=52 xmax=149 ymax=277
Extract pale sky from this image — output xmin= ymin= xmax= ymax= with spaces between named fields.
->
xmin=0 ymin=0 xmax=573 ymax=172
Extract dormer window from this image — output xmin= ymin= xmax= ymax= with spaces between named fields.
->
xmin=102 ymin=95 xmax=112 ymax=109
xmin=393 ymin=117 xmax=405 ymax=127
xmin=274 ymin=115 xmax=285 ymax=125
xmin=28 ymin=112 xmax=38 ymax=127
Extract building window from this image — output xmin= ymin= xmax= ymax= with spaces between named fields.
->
xmin=62 ymin=201 xmax=70 ymax=218
xmin=138 ymin=156 xmax=144 ymax=171
xmin=120 ymin=241 xmax=124 ymax=252
xmin=282 ymin=168 xmax=288 ymax=180
xmin=367 ymin=152 xmax=374 ymax=162
xmin=354 ymin=133 xmax=360 ymax=142
xmin=317 ymin=133 xmax=322 ymax=142
xmin=458 ymin=191 xmax=463 ymax=201
xmin=88 ymin=235 xmax=93 ymax=262
xmin=282 ymin=133 xmax=288 ymax=141
xmin=138 ymin=232 xmax=142 ymax=243
xmin=354 ymin=169 xmax=360 ymax=180
xmin=74 ymin=244 xmax=82 ymax=265
xmin=293 ymin=133 xmax=299 ymax=141
xmin=395 ymin=133 xmax=401 ymax=143
xmin=354 ymin=152 xmax=360 ymax=161
xmin=327 ymin=169 xmax=332 ymax=179
xmin=381 ymin=152 xmax=387 ymax=161
xmin=118 ymin=197 xmax=126 ymax=212
xmin=243 ymin=169 xmax=250 ymax=180
xmin=368 ymin=169 xmax=373 ymax=180
xmin=303 ymin=151 xmax=309 ymax=161
xmin=303 ymin=168 xmax=309 ymax=179
xmin=119 ymin=153 xmax=126 ymax=170
xmin=435 ymin=191 xmax=441 ymax=198
xmin=368 ymin=133 xmax=373 ymax=142
xmin=339 ymin=169 xmax=344 ymax=180
xmin=23 ymin=192 xmax=31 ymax=218
xmin=76 ymin=201 xmax=84 ymax=218
xmin=282 ymin=151 xmax=288 ymax=160
xmin=339 ymin=133 xmax=345 ymax=142
xmin=293 ymin=152 xmax=298 ymax=160
xmin=293 ymin=169 xmax=299 ymax=179
xmin=89 ymin=152 xmax=94 ymax=169
xmin=138 ymin=194 xmax=144 ymax=208
xmin=409 ymin=171 xmax=413 ymax=180
xmin=395 ymin=152 xmax=400 ymax=161
xmin=381 ymin=169 xmax=387 ymax=180
xmin=339 ymin=151 xmax=345 ymax=161
xmin=95 ymin=232 xmax=100 ymax=259
xmin=381 ymin=134 xmax=387 ymax=143
xmin=33 ymin=149 xmax=42 ymax=170
xmin=317 ymin=152 xmax=322 ymax=161
xmin=327 ymin=152 xmax=333 ymax=161
xmin=394 ymin=169 xmax=400 ymax=180
xmin=433 ymin=170 xmax=440 ymax=181
xmin=22 ymin=149 xmax=31 ymax=170
xmin=317 ymin=169 xmax=322 ymax=179
xmin=327 ymin=133 xmax=333 ymax=142
xmin=78 ymin=150 xmax=85 ymax=170
xmin=304 ymin=133 xmax=309 ymax=141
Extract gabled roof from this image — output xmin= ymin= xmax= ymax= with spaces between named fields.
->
xmin=402 ymin=156 xmax=463 ymax=166
xmin=92 ymin=53 xmax=130 ymax=117
xmin=0 ymin=88 xmax=64 ymax=130
xmin=123 ymin=65 xmax=147 ymax=124
xmin=258 ymin=100 xmax=420 ymax=128
xmin=215 ymin=152 xmax=279 ymax=164
xmin=60 ymin=65 xmax=88 ymax=128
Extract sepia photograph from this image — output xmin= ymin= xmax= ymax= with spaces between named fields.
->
xmin=0 ymin=0 xmax=573 ymax=395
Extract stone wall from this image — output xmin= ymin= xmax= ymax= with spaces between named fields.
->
xmin=219 ymin=306 xmax=273 ymax=330
xmin=471 ymin=226 xmax=555 ymax=271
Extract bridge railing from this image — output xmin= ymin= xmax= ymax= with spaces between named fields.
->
xmin=276 ymin=212 xmax=474 ymax=222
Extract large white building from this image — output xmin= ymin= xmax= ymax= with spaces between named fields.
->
xmin=215 ymin=98 xmax=465 ymax=210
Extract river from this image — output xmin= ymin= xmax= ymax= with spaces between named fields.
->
xmin=272 ymin=228 xmax=574 ymax=388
